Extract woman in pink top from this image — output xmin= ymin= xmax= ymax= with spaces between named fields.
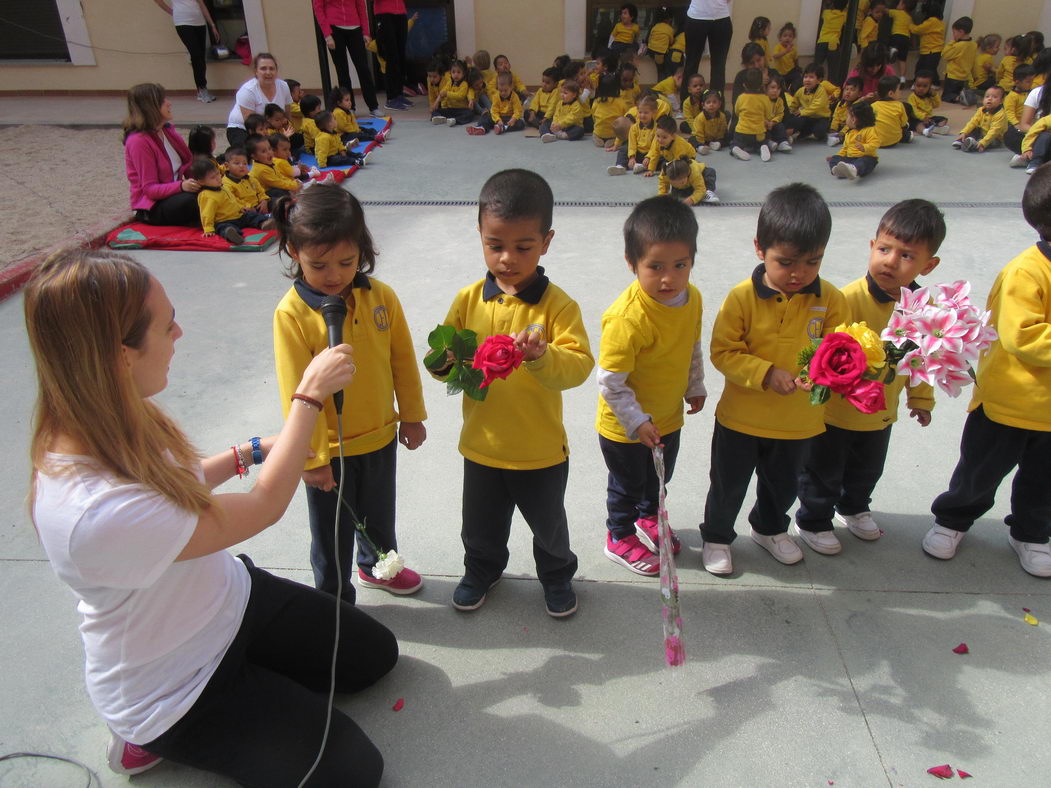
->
xmin=313 ymin=0 xmax=379 ymax=115
xmin=122 ymin=83 xmax=201 ymax=227
xmin=373 ymin=0 xmax=412 ymax=111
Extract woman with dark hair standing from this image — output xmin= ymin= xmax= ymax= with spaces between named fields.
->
xmin=152 ymin=0 xmax=220 ymax=103
xmin=683 ymin=0 xmax=734 ymax=99
xmin=123 ymin=83 xmax=201 ymax=227
xmin=373 ymin=0 xmax=412 ymax=110
xmin=314 ymin=0 xmax=381 ymax=115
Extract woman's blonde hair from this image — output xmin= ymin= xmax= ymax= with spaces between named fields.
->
xmin=122 ymin=83 xmax=167 ymax=142
xmin=25 ymin=248 xmax=212 ymax=516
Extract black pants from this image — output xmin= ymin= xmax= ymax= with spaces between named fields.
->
xmin=670 ymin=169 xmax=717 ymax=198
xmin=461 ymin=459 xmax=578 ymax=586
xmin=143 ymin=558 xmax=397 ymax=787
xmin=305 ymin=439 xmax=398 ymax=603
xmin=143 ymin=191 xmax=200 ymax=226
xmin=914 ymin=53 xmax=941 ymax=84
xmin=215 ymin=210 xmax=269 ymax=237
xmin=889 ymin=33 xmax=910 ymax=66
xmin=341 ymin=127 xmax=377 ymax=143
xmin=796 ymin=425 xmax=893 ymax=532
xmin=701 ymin=422 xmax=809 ymax=544
xmin=599 ymin=431 xmax=681 ymax=540
xmin=174 ymin=24 xmax=208 ymax=89
xmin=768 ymin=121 xmax=789 ymax=143
xmin=479 ymin=114 xmax=525 ymax=132
xmin=539 ymin=120 xmax=585 ymax=140
xmin=829 ymin=154 xmax=878 ymax=176
xmin=732 ymin=131 xmax=771 ymax=153
xmin=433 ymin=107 xmax=474 ymax=125
xmin=932 ymin=406 xmax=1051 ymax=543
xmin=330 ymin=27 xmax=378 ymax=112
xmin=812 ymin=42 xmax=830 ymax=67
xmin=1005 ymin=125 xmax=1025 ymax=154
xmin=788 ymin=115 xmax=830 ymax=140
xmin=942 ymin=77 xmax=968 ymax=102
xmin=1029 ymin=131 xmax=1051 ymax=165
xmin=226 ymin=126 xmax=248 ymax=148
xmin=961 ymin=129 xmax=1000 ymax=150
xmin=374 ymin=13 xmax=408 ymax=100
xmin=683 ymin=16 xmax=733 ymax=98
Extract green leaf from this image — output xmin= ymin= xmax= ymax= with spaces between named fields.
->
xmin=450 ymin=331 xmax=469 ymax=363
xmin=459 ymin=366 xmax=488 ymax=401
xmin=810 ymin=385 xmax=831 ymax=406
xmin=444 ymin=363 xmax=463 ymax=394
xmin=883 ymin=366 xmax=897 ymax=385
xmin=460 ymin=329 xmax=479 ymax=359
xmin=797 ymin=342 xmax=818 ymax=368
xmin=423 ymin=347 xmax=448 ymax=371
xmin=427 ymin=324 xmax=456 ymax=351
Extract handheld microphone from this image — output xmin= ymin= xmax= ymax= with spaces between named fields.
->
xmin=319 ymin=296 xmax=348 ymax=414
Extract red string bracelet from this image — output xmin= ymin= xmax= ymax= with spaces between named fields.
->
xmin=232 ymin=445 xmax=247 ymax=478
xmin=291 ymin=393 xmax=323 ymax=411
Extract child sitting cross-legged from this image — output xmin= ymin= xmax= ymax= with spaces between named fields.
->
xmin=688 ymin=90 xmax=730 ymax=155
xmin=870 ymin=75 xmax=912 ymax=146
xmin=540 ymin=80 xmax=586 ymax=142
xmin=247 ymin=134 xmax=302 ymax=201
xmin=269 ymin=133 xmax=314 ymax=183
xmin=608 ymin=94 xmax=658 ymax=175
xmin=431 ymin=59 xmax=476 ymax=127
xmin=330 ymin=86 xmax=386 ymax=144
xmin=787 ymin=63 xmax=833 ymax=143
xmin=222 ymin=146 xmax=269 ymax=215
xmin=678 ymin=73 xmax=706 ymax=130
xmin=645 ymin=114 xmax=696 ymax=177
xmin=299 ymin=95 xmax=323 ymax=153
xmin=952 ymin=85 xmax=1007 ymax=152
xmin=468 ymin=71 xmax=525 ymax=135
xmin=908 ymin=70 xmax=951 ymax=137
xmin=589 ymin=73 xmax=629 ymax=149
xmin=731 ymin=67 xmax=775 ymax=161
xmin=662 ymin=158 xmax=718 ymax=205
xmin=598 ymin=196 xmax=706 ymax=576
xmin=192 ymin=157 xmax=271 ymax=244
xmin=827 ymin=101 xmax=881 ymax=180
xmin=312 ymin=111 xmax=366 ymax=169
xmin=827 ymin=76 xmax=863 ymax=147
xmin=526 ymin=67 xmax=561 ymax=129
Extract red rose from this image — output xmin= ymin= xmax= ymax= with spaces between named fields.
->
xmin=472 ymin=334 xmax=524 ymax=388
xmin=808 ymin=333 xmax=868 ymax=394
xmin=844 ymin=379 xmax=887 ymax=414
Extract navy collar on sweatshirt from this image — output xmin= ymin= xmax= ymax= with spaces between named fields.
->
xmin=866 ymin=271 xmax=920 ymax=303
xmin=751 ymin=263 xmax=822 ymax=299
xmin=482 ymin=265 xmax=549 ymax=304
xmin=1038 ymin=241 xmax=1051 ymax=262
xmin=293 ymin=273 xmax=371 ymax=309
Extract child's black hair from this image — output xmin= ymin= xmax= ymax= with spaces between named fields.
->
xmin=877 ymin=199 xmax=946 ymax=254
xmin=187 ymin=125 xmax=216 ymax=157
xmin=272 ymin=184 xmax=377 ymax=274
xmin=1014 ymin=63 xmax=1036 ymax=83
xmin=1023 ymin=163 xmax=1051 ymax=241
xmin=268 ymin=132 xmax=290 ymax=152
xmin=620 ymin=61 xmax=638 ymax=76
xmin=741 ymin=42 xmax=765 ymax=65
xmin=984 ymin=84 xmax=1006 ymax=100
xmin=803 ymin=62 xmax=826 ymax=80
xmin=426 ymin=56 xmax=447 ymax=75
xmin=951 ymin=16 xmax=973 ymax=35
xmin=831 ymin=0 xmax=849 ymax=10
xmin=244 ymin=113 xmax=266 ymax=134
xmin=920 ymin=0 xmax=941 ymax=19
xmin=563 ymin=61 xmax=584 ymax=81
xmin=778 ymin=21 xmax=796 ymax=38
xmin=598 ymin=53 xmax=619 ymax=73
xmin=912 ymin=69 xmax=936 ymax=84
xmin=1031 ymin=48 xmax=1051 ymax=82
xmin=877 ymin=74 xmax=900 ymax=98
xmin=224 ymin=145 xmax=247 ymax=161
xmin=285 ymin=78 xmax=301 ymax=91
xmin=264 ymin=102 xmax=286 ymax=119
xmin=244 ymin=134 xmax=267 ymax=157
xmin=700 ymin=88 xmax=724 ymax=110
xmin=553 ymin=54 xmax=571 ymax=72
xmin=849 ymin=100 xmax=876 ymax=129
xmin=624 ymin=195 xmax=697 ymax=266
xmin=665 ymin=158 xmax=693 ymax=182
xmin=542 ymin=66 xmax=561 ymax=82
xmin=328 ymin=85 xmax=352 ymax=108
xmin=655 ymin=114 xmax=678 ymax=134
xmin=493 ymin=53 xmax=510 ymax=68
xmin=686 ymin=72 xmax=706 ymax=88
xmin=843 ymin=75 xmax=865 ymax=91
xmin=741 ymin=67 xmax=764 ymax=93
xmin=300 ymin=94 xmax=322 ymax=116
xmin=314 ymin=110 xmax=335 ymax=132
xmin=596 ymin=72 xmax=620 ymax=100
xmin=189 ymin=156 xmax=218 ymax=181
xmin=749 ymin=16 xmax=771 ymax=40
xmin=1024 ymin=30 xmax=1045 ymax=58
xmin=859 ymin=42 xmax=890 ymax=72
xmin=756 ymin=183 xmax=831 ymax=254
xmin=466 ymin=67 xmax=484 ymax=88
xmin=1004 ymin=34 xmax=1024 ymax=58
xmin=478 ymin=169 xmax=554 ymax=236
xmin=448 ymin=58 xmax=468 ymax=83
xmin=652 ymin=6 xmax=672 ymax=24
xmin=620 ymin=3 xmax=638 ymax=21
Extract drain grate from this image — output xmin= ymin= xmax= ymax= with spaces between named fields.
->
xmin=361 ymin=199 xmax=1021 ymax=209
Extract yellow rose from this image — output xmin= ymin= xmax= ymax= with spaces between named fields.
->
xmin=833 ymin=321 xmax=886 ymax=370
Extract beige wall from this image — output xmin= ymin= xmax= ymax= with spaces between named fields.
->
xmin=970 ymin=0 xmax=1042 ymax=38
xmin=471 ymin=0 xmax=564 ymax=84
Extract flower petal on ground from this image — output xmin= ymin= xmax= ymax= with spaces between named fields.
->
xmin=927 ymin=764 xmax=955 ymax=779
xmin=392 ymin=698 xmax=405 ymax=712
xmin=1022 ymin=607 xmax=1031 ymax=613
xmin=958 ymin=770 xmax=973 ymax=779
xmin=952 ymin=643 xmax=969 ymax=654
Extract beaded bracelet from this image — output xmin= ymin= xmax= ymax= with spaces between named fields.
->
xmin=291 ymin=393 xmax=323 ymax=411
xmin=250 ymin=436 xmax=263 ymax=465
xmin=232 ymin=445 xmax=247 ymax=478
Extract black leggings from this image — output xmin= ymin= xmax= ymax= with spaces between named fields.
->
xmin=143 ymin=191 xmax=199 ymax=226
xmin=330 ymin=27 xmax=378 ymax=112
xmin=374 ymin=13 xmax=408 ymax=100
xmin=174 ymin=24 xmax=208 ymax=89
xmin=144 ymin=558 xmax=398 ymax=787
xmin=683 ymin=16 xmax=733 ymax=98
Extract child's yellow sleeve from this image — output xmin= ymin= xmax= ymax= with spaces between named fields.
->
xmin=273 ymin=307 xmax=331 ymax=469
xmin=906 ymin=380 xmax=935 ymax=412
xmin=387 ymin=291 xmax=428 ymax=423
xmin=997 ymin=265 xmax=1051 ymax=366
xmin=521 ymin=299 xmax=594 ymax=391
xmin=197 ymin=192 xmax=217 ymax=234
xmin=710 ymin=292 xmax=773 ymax=389
xmin=980 ymin=111 xmax=1007 ymax=148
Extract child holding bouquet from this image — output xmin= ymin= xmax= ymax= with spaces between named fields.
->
xmin=795 ymin=200 xmax=944 ymax=554
xmin=428 ymin=169 xmax=594 ymax=616
xmin=926 ymin=168 xmax=1051 ymax=577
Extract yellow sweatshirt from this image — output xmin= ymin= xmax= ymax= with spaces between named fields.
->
xmin=968 ymin=243 xmax=1051 ymax=431
xmin=859 ymin=17 xmax=879 ymax=50
xmin=943 ymin=39 xmax=978 ymax=82
xmin=1022 ymin=115 xmax=1051 ymax=152
xmin=531 ymin=87 xmax=560 ymax=118
xmin=597 ymin=280 xmax=702 ymax=442
xmin=302 ymin=117 xmax=319 ymax=151
xmin=908 ymin=91 xmax=941 ymax=121
xmin=274 ymin=156 xmax=298 ymax=181
xmin=818 ymin=9 xmax=846 ymax=50
xmin=871 ymin=99 xmax=909 ymax=146
xmin=611 ymin=21 xmax=639 ymax=44
xmin=971 ymin=52 xmax=996 ymax=89
xmin=670 ymin=32 xmax=686 ymax=63
xmin=486 ymin=71 xmax=526 ymax=96
xmin=998 ymin=55 xmax=1020 ymax=91
xmin=620 ymin=82 xmax=641 ymax=106
xmin=490 ymin=92 xmax=524 ymax=123
xmin=959 ymin=105 xmax=1008 ymax=148
xmin=1004 ymin=89 xmax=1029 ymax=126
xmin=837 ymin=126 xmax=881 ymax=158
xmin=647 ymin=22 xmax=674 ymax=55
xmin=791 ymin=86 xmax=832 ymax=118
xmin=711 ymin=266 xmax=849 ymax=439
xmin=910 ymin=17 xmax=945 ymax=55
xmin=647 ymin=134 xmax=696 ymax=171
xmin=441 ymin=270 xmax=594 ymax=469
xmin=824 ymin=276 xmax=935 ymax=431
xmin=734 ymin=92 xmax=772 ymax=136
xmin=887 ymin=8 xmax=911 ymax=37
xmin=831 ymin=99 xmax=852 ymax=132
xmin=288 ymin=101 xmax=303 ymax=132
xmin=769 ymin=95 xmax=787 ymax=124
xmin=691 ymin=109 xmax=729 ymax=143
xmin=772 ymin=43 xmax=798 ymax=76
xmin=250 ymin=161 xmax=299 ymax=193
xmin=653 ymin=76 xmax=678 ymax=96
xmin=274 ymin=276 xmax=426 ymax=467
xmin=751 ymin=38 xmax=769 ymax=57
xmin=682 ymin=93 xmax=704 ymax=123
xmin=222 ymin=173 xmax=266 ymax=210
xmin=427 ymin=80 xmax=442 ymax=108
xmin=441 ymin=80 xmax=475 ymax=109
xmin=627 ymin=119 xmax=657 ymax=159
xmin=591 ymin=97 xmax=628 ymax=138
xmin=659 ymin=158 xmax=709 ymax=202
xmin=552 ymin=99 xmax=586 ymax=128
xmin=313 ymin=130 xmax=347 ymax=168
xmin=196 ymin=186 xmax=243 ymax=234
xmin=334 ymin=106 xmax=361 ymax=134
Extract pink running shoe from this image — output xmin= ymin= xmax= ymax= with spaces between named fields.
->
xmin=357 ymin=566 xmax=423 ymax=595
xmin=635 ymin=515 xmax=681 ymax=555
xmin=603 ymin=533 xmax=659 ymax=576
xmin=107 ymin=731 xmax=162 ymax=775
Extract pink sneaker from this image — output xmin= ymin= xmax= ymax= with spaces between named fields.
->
xmin=635 ymin=516 xmax=681 ymax=555
xmin=357 ymin=566 xmax=423 ymax=595
xmin=107 ymin=731 xmax=162 ymax=775
xmin=374 ymin=131 xmax=386 ymax=144
xmin=603 ymin=533 xmax=659 ymax=576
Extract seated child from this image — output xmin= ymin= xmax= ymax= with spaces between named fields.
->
xmin=998 ymin=36 xmax=1023 ymax=92
xmin=286 ymin=79 xmax=304 ymax=132
xmin=188 ymin=124 xmax=220 ymax=169
xmin=299 ymin=95 xmax=323 ymax=152
xmin=662 ymin=158 xmax=718 ymax=205
xmin=609 ymin=94 xmax=658 ymax=175
xmin=590 ymin=73 xmax=629 ymax=148
xmin=730 ymin=43 xmax=771 ymax=110
xmin=828 ymin=101 xmax=880 ymax=179
xmin=655 ymin=68 xmax=686 ymax=115
xmin=645 ymin=7 xmax=676 ymax=80
xmin=814 ymin=0 xmax=848 ymax=67
xmin=942 ymin=16 xmax=978 ymax=104
xmin=426 ymin=58 xmax=447 ymax=114
xmin=702 ymin=183 xmax=848 ymax=574
xmin=1017 ymin=113 xmax=1051 ymax=174
xmin=469 ymin=71 xmax=525 ymax=135
xmin=432 ymin=169 xmax=593 ymax=615
xmin=1004 ymin=64 xmax=1036 ymax=154
xmin=952 ymin=85 xmax=1007 ymax=151
xmin=526 ymin=67 xmax=561 ymax=128
xmin=870 ymin=75 xmax=912 ymax=146
xmin=244 ymin=113 xmax=267 ymax=138
xmin=766 ymin=74 xmax=793 ymax=152
xmin=619 ymin=63 xmax=641 ymax=106
xmin=541 ymin=80 xmax=586 ymax=142
xmin=431 ymin=59 xmax=476 ymax=126
xmin=787 ymin=63 xmax=833 ymax=143
xmin=907 ymin=70 xmax=950 ymax=136
xmin=469 ymin=50 xmax=494 ymax=88
xmin=645 ymin=114 xmax=696 ymax=175
xmin=222 ymin=146 xmax=268 ymax=214
xmin=679 ymin=73 xmax=706 ymax=131
xmin=264 ymin=103 xmax=294 ymax=137
xmin=467 ymin=68 xmax=492 ymax=117
xmin=608 ymin=4 xmax=640 ymax=56
xmin=312 ymin=111 xmax=365 ymax=168
xmin=269 ymin=133 xmax=313 ymax=182
xmin=796 ymin=199 xmax=944 ymax=552
xmin=192 ymin=157 xmax=270 ymax=244
xmin=329 ymin=86 xmax=385 ymax=143
xmin=598 ymin=196 xmax=705 ymax=576
xmin=732 ymin=67 xmax=775 ymax=161
xmin=490 ymin=54 xmax=528 ymax=99
xmin=926 ymin=167 xmax=1051 ymax=578
xmin=772 ymin=22 xmax=802 ymax=92
xmin=247 ymin=134 xmax=301 ymax=200
xmin=828 ymin=76 xmax=863 ymax=147
xmin=971 ymin=33 xmax=1001 ymax=94
xmin=688 ymin=89 xmax=730 ymax=154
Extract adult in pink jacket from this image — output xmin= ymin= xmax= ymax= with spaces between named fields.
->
xmin=123 ymin=83 xmax=200 ymax=227
xmin=313 ymin=0 xmax=379 ymax=115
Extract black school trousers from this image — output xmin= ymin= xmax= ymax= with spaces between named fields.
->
xmin=175 ymin=24 xmax=208 ymax=89
xmin=599 ymin=430 xmax=681 ymax=540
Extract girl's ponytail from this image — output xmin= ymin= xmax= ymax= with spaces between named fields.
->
xmin=272 ymin=193 xmax=298 ymax=258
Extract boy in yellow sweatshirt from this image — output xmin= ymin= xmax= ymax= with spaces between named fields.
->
xmin=430 ymin=169 xmax=594 ymax=615
xmin=540 ymin=81 xmax=586 ymax=142
xmin=910 ymin=6 xmax=945 ymax=80
xmin=813 ymin=0 xmax=848 ymax=68
xmin=732 ymin=67 xmax=775 ymax=161
xmin=702 ymin=184 xmax=849 ymax=574
xmin=597 ymin=197 xmax=706 ymax=575
xmin=796 ymin=200 xmax=943 ymax=553
xmin=525 ymin=67 xmax=561 ymax=128
xmin=608 ymin=94 xmax=658 ymax=175
xmin=952 ymin=85 xmax=1007 ymax=152
xmin=926 ymin=168 xmax=1051 ymax=577
xmin=191 ymin=158 xmax=270 ymax=244
xmin=221 ymin=147 xmax=269 ymax=214
xmin=645 ymin=114 xmax=695 ymax=173
xmin=787 ymin=63 xmax=833 ymax=144
xmin=942 ymin=16 xmax=978 ymax=104
xmin=871 ymin=75 xmax=912 ymax=146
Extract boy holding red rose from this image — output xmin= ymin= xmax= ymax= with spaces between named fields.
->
xmin=796 ymin=200 xmax=944 ymax=555
xmin=702 ymin=183 xmax=849 ymax=575
xmin=432 ymin=169 xmax=595 ymax=616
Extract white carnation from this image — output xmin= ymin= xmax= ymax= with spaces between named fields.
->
xmin=372 ymin=551 xmax=405 ymax=580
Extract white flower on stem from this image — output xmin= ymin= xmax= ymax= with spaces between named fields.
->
xmin=372 ymin=550 xmax=405 ymax=580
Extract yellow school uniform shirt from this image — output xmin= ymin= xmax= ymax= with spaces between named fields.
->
xmin=791 ymin=86 xmax=832 ymax=118
xmin=818 ymin=9 xmax=846 ymax=50
xmin=658 ymin=158 xmax=709 ymax=201
xmin=751 ymin=38 xmax=769 ymax=57
xmin=871 ymin=99 xmax=909 ymax=146
xmin=334 ymin=106 xmax=361 ymax=134
xmin=682 ymin=94 xmax=703 ymax=123
xmin=859 ymin=16 xmax=879 ymax=49
xmin=769 ymin=95 xmax=787 ymax=124
xmin=552 ymin=99 xmax=585 ymax=128
xmin=837 ymin=126 xmax=881 ymax=158
xmin=490 ymin=92 xmax=523 ymax=123
xmin=533 ymin=87 xmax=559 ymax=118
xmin=856 ymin=0 xmax=871 ymax=28
xmin=486 ymin=71 xmax=526 ymax=97
xmin=711 ymin=266 xmax=849 ymax=439
xmin=611 ymin=22 xmax=639 ymax=45
xmin=442 ymin=80 xmax=475 ymax=109
xmin=998 ymin=55 xmax=1020 ymax=91
xmin=968 ymin=244 xmax=1051 ymax=431
xmin=831 ymin=99 xmax=852 ymax=132
xmin=772 ymin=43 xmax=798 ymax=76
xmin=910 ymin=17 xmax=945 ymax=55
xmin=653 ymin=76 xmax=678 ymax=96
xmin=196 ymin=187 xmax=242 ymax=234
xmin=222 ymin=173 xmax=266 ymax=210
xmin=943 ymin=39 xmax=978 ymax=82
xmin=887 ymin=8 xmax=911 ymax=37
xmin=597 ymin=280 xmax=702 ymax=442
xmin=959 ymin=105 xmax=1007 ymax=148
xmin=301 ymin=117 xmax=319 ymax=151
xmin=627 ymin=119 xmax=657 ymax=160
xmin=670 ymin=32 xmax=685 ymax=63
xmin=274 ymin=156 xmax=299 ymax=181
xmin=274 ymin=276 xmax=426 ymax=468
xmin=824 ymin=276 xmax=935 ymax=431
xmin=442 ymin=269 xmax=594 ymax=469
xmin=620 ymin=82 xmax=641 ymax=105
xmin=591 ymin=97 xmax=628 ymax=138
xmin=691 ymin=110 xmax=729 ymax=143
xmin=647 ymin=134 xmax=696 ymax=171
xmin=647 ymin=22 xmax=674 ymax=55
xmin=908 ymin=91 xmax=941 ymax=120
xmin=734 ymin=92 xmax=772 ymax=136
xmin=250 ymin=161 xmax=298 ymax=193
xmin=971 ymin=52 xmax=995 ymax=89
xmin=313 ymin=130 xmax=346 ymax=168
xmin=288 ymin=101 xmax=303 ymax=132
xmin=821 ymin=79 xmax=841 ymax=101
xmin=1021 ymin=115 xmax=1051 ymax=152
xmin=427 ymin=80 xmax=442 ymax=108
xmin=1004 ymin=88 xmax=1029 ymax=125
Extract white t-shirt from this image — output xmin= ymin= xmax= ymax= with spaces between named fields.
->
xmin=34 ymin=455 xmax=250 ymax=744
xmin=687 ymin=0 xmax=732 ymax=20
xmin=171 ymin=0 xmax=206 ymax=27
xmin=161 ymin=134 xmax=182 ymax=181
xmin=226 ymin=78 xmax=293 ymax=129
xmin=1025 ymin=85 xmax=1045 ymax=119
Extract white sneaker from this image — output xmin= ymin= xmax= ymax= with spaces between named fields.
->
xmin=701 ymin=542 xmax=733 ymax=575
xmin=632 ymin=163 xmax=647 ymax=173
xmin=760 ymin=144 xmax=772 ymax=161
xmin=445 ymin=117 xmax=457 ymax=127
xmin=836 ymin=511 xmax=881 ymax=541
xmin=541 ymin=133 xmax=557 ymax=143
xmin=1026 ymin=164 xmax=1039 ymax=175
xmin=933 ymin=123 xmax=952 ymax=135
xmin=831 ymin=161 xmax=858 ymax=180
xmin=196 ymin=88 xmax=216 ymax=103
xmin=698 ymin=144 xmax=712 ymax=155
xmin=962 ymin=136 xmax=977 ymax=152
xmin=709 ymin=141 xmax=722 ymax=151
xmin=607 ymin=164 xmax=626 ymax=175
xmin=827 ymin=134 xmax=842 ymax=147
xmin=702 ymin=190 xmax=720 ymax=204
xmin=1008 ymin=536 xmax=1051 ymax=577
xmin=922 ymin=525 xmax=965 ymax=560
xmin=750 ymin=529 xmax=804 ymax=565
xmin=951 ymin=139 xmax=963 ymax=149
xmin=430 ymin=116 xmax=447 ymax=125
xmin=731 ymin=145 xmax=751 ymax=161
xmin=777 ymin=141 xmax=793 ymax=152
xmin=922 ymin=125 xmax=933 ymax=137
xmin=792 ymin=523 xmax=842 ymax=555
xmin=1010 ymin=154 xmax=1028 ymax=168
